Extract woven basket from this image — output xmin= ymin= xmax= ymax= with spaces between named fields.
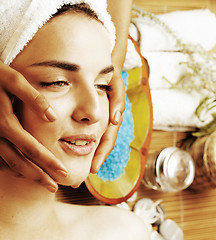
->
xmin=189 ymin=131 xmax=216 ymax=190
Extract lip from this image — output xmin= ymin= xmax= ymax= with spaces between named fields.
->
xmin=59 ymin=134 xmax=96 ymax=156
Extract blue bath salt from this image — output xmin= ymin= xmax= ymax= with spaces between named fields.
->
xmin=96 ymin=71 xmax=134 ymax=181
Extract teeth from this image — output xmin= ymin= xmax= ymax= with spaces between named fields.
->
xmin=62 ymin=139 xmax=89 ymax=146
xmin=74 ymin=140 xmax=88 ymax=146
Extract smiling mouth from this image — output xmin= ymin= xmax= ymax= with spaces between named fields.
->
xmin=59 ymin=138 xmax=96 ymax=156
xmin=62 ymin=139 xmax=90 ymax=146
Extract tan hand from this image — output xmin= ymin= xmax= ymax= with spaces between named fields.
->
xmin=0 ymin=61 xmax=68 ymax=192
xmin=91 ymin=68 xmax=125 ymax=173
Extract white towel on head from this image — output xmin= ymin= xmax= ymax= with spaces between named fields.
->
xmin=0 ymin=0 xmax=116 ymax=65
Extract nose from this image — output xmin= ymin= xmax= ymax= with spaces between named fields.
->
xmin=71 ymin=86 xmax=101 ymax=124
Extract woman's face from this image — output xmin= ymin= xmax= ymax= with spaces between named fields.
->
xmin=11 ymin=13 xmax=112 ymax=186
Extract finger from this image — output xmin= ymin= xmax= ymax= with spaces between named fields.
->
xmin=0 ymin=108 xmax=68 ymax=179
xmin=90 ymin=118 xmax=123 ymax=174
xmin=0 ymin=157 xmax=24 ymax=178
xmin=0 ymin=61 xmax=56 ymax=121
xmin=0 ymin=88 xmax=14 ymax=114
xmin=109 ymin=73 xmax=126 ymax=125
xmin=0 ymin=139 xmax=58 ymax=193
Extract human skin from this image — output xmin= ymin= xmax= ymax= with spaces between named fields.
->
xmin=10 ymin=12 xmax=112 ymax=187
xmin=0 ymin=12 xmax=150 ymax=240
xmin=90 ymin=0 xmax=134 ymax=173
xmin=0 ymin=0 xmax=132 ymax=189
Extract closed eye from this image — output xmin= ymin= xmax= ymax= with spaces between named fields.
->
xmin=40 ymin=80 xmax=71 ymax=87
xmin=95 ymin=84 xmax=112 ymax=93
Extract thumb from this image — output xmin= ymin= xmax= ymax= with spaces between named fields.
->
xmin=0 ymin=61 xmax=57 ymax=122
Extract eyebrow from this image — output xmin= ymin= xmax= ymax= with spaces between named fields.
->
xmin=31 ymin=61 xmax=114 ymax=74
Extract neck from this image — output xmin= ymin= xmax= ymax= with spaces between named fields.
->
xmin=0 ymin=172 xmax=57 ymax=233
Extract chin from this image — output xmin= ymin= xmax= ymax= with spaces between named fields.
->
xmin=54 ymin=168 xmax=89 ymax=187
xmin=56 ymin=178 xmax=83 ymax=187
xmin=47 ymin=143 xmax=96 ymax=186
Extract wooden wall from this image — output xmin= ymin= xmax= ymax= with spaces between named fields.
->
xmin=133 ymin=0 xmax=216 ymax=14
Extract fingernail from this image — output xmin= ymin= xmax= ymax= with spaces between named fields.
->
xmin=114 ymin=111 xmax=121 ymax=125
xmin=46 ymin=184 xmax=58 ymax=193
xmin=56 ymin=169 xmax=68 ymax=178
xmin=45 ymin=106 xmax=57 ymax=122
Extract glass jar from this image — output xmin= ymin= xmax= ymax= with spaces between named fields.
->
xmin=143 ymin=147 xmax=195 ymax=192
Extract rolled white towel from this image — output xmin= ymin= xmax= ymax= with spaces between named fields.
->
xmin=151 ymin=89 xmax=213 ymax=131
xmin=143 ymin=51 xmax=189 ymax=90
xmin=124 ymin=8 xmax=216 ymax=130
xmin=0 ymin=0 xmax=116 ymax=65
xmin=133 ymin=9 xmax=216 ymax=52
xmin=124 ymin=9 xmax=216 ymax=70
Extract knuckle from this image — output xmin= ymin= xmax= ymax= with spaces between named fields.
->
xmin=33 ymin=93 xmax=48 ymax=109
xmin=33 ymin=92 xmax=44 ymax=103
xmin=7 ymin=159 xmax=23 ymax=172
xmin=122 ymin=101 xmax=126 ymax=112
xmin=9 ymin=71 xmax=24 ymax=87
xmin=109 ymin=141 xmax=115 ymax=152
xmin=33 ymin=170 xmax=49 ymax=185
xmin=111 ymin=144 xmax=115 ymax=151
xmin=0 ymin=119 xmax=8 ymax=137
xmin=14 ymin=173 xmax=25 ymax=178
xmin=23 ymin=147 xmax=40 ymax=161
xmin=0 ymin=100 xmax=20 ymax=137
xmin=34 ymin=176 xmax=43 ymax=184
xmin=114 ymin=97 xmax=126 ymax=113
xmin=0 ymin=138 xmax=8 ymax=152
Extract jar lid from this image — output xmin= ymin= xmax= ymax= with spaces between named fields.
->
xmin=156 ymin=147 xmax=195 ymax=191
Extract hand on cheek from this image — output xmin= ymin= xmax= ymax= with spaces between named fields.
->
xmin=90 ymin=70 xmax=125 ymax=173
xmin=0 ymin=61 xmax=68 ymax=193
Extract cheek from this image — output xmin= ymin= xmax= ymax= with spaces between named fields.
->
xmin=21 ymin=108 xmax=59 ymax=145
xmin=101 ymin=97 xmax=109 ymax=129
xmin=20 ymin=97 xmax=69 ymax=145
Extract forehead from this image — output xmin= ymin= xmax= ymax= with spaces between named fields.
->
xmin=11 ymin=13 xmax=111 ymax=69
